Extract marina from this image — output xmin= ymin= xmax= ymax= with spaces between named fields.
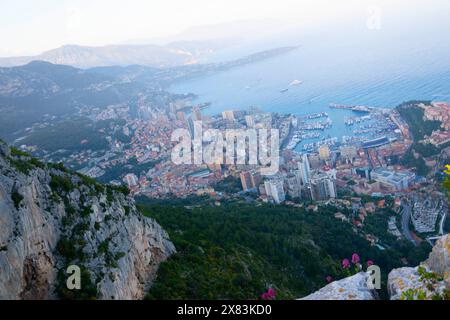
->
xmin=329 ymin=104 xmax=373 ymax=113
xmin=302 ymin=137 xmax=339 ymax=152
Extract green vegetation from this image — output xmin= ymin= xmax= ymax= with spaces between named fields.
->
xmin=96 ymin=158 xmax=160 ymax=184
xmin=50 ymin=174 xmax=75 ymax=193
xmin=140 ymin=199 xmax=431 ymax=300
xmin=19 ymin=116 xmax=108 ymax=153
xmin=8 ymin=158 xmax=36 ymax=174
xmin=212 ymin=175 xmax=242 ymax=193
xmin=56 ymin=237 xmax=79 ymax=262
xmin=56 ymin=266 xmax=98 ymax=300
xmin=76 ymin=173 xmax=104 ymax=194
xmin=362 ymin=211 xmax=431 ymax=262
xmin=11 ymin=190 xmax=24 ymax=210
xmin=401 ymin=149 xmax=429 ymax=176
xmin=10 ymin=147 xmax=30 ymax=157
xmin=396 ymin=101 xmax=448 ymax=176
xmin=396 ymin=101 xmax=441 ymax=141
xmin=400 ymin=266 xmax=449 ymax=300
xmin=445 ymin=165 xmax=450 ymax=197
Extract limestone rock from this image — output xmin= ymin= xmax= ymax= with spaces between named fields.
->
xmin=388 ymin=234 xmax=449 ymax=300
xmin=0 ymin=139 xmax=9 ymax=157
xmin=424 ymin=234 xmax=449 ymax=289
xmin=0 ymin=145 xmax=175 ymax=300
xmin=300 ymin=272 xmax=377 ymax=300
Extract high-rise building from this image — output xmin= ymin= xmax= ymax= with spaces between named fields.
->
xmin=240 ymin=171 xmax=252 ymax=191
xmin=240 ymin=170 xmax=262 ymax=191
xmin=286 ymin=174 xmax=302 ymax=198
xmin=264 ymin=179 xmax=286 ymax=204
xmin=222 ymin=110 xmax=235 ymax=121
xmin=245 ymin=115 xmax=255 ymax=127
xmin=186 ymin=116 xmax=196 ymax=138
xmin=192 ymin=106 xmax=202 ymax=121
xmin=176 ymin=111 xmax=186 ymax=122
xmin=310 ymin=172 xmax=337 ymax=201
xmin=308 ymin=153 xmax=321 ymax=169
xmin=318 ymin=145 xmax=331 ymax=161
xmin=250 ymin=170 xmax=262 ymax=189
xmin=297 ymin=153 xmax=311 ymax=185
xmin=169 ymin=103 xmax=177 ymax=114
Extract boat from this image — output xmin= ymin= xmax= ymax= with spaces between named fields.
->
xmin=280 ymin=88 xmax=289 ymax=93
xmin=289 ymin=79 xmax=303 ymax=86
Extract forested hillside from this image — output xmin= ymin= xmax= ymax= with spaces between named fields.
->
xmin=140 ymin=199 xmax=430 ymax=300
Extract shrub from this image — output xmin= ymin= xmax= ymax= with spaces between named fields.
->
xmin=50 ymin=174 xmax=75 ymax=193
xmin=56 ymin=237 xmax=77 ymax=261
xmin=11 ymin=190 xmax=24 ymax=210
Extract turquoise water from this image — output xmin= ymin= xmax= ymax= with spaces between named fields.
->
xmin=169 ymin=27 xmax=450 ymax=146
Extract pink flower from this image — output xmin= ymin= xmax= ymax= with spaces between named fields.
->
xmin=261 ymin=293 xmax=269 ymax=300
xmin=342 ymin=258 xmax=350 ymax=269
xmin=267 ymin=288 xmax=276 ymax=298
xmin=351 ymin=253 xmax=360 ymax=265
xmin=326 ymin=276 xmax=333 ymax=283
xmin=367 ymin=260 xmax=374 ymax=267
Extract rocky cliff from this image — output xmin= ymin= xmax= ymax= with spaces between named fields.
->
xmin=301 ymin=234 xmax=449 ymax=300
xmin=0 ymin=140 xmax=175 ymax=300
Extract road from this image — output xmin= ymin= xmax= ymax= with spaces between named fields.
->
xmin=401 ymin=201 xmax=417 ymax=246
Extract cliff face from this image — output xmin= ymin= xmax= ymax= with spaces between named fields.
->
xmin=301 ymin=234 xmax=449 ymax=300
xmin=0 ymin=141 xmax=175 ymax=300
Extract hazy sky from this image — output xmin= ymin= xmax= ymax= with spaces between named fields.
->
xmin=0 ymin=0 xmax=448 ymax=57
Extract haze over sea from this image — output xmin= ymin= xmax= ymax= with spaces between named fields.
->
xmin=170 ymin=11 xmax=450 ymax=146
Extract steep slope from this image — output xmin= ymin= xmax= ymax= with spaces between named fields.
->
xmin=140 ymin=198 xmax=430 ymax=300
xmin=0 ymin=140 xmax=175 ymax=299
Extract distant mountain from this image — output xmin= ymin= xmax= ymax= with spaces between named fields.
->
xmin=0 ymin=46 xmax=298 ymax=140
xmin=0 ymin=61 xmax=150 ymax=138
xmin=0 ymin=61 xmax=113 ymax=97
xmin=0 ymin=41 xmax=225 ymax=69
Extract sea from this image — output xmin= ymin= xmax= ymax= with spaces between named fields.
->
xmin=169 ymin=20 xmax=450 ymax=150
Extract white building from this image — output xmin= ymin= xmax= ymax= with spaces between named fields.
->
xmin=371 ymin=168 xmax=415 ymax=191
xmin=285 ymin=174 xmax=302 ymax=199
xmin=310 ymin=172 xmax=337 ymax=201
xmin=264 ymin=179 xmax=286 ymax=204
xmin=222 ymin=110 xmax=235 ymax=121
xmin=297 ymin=153 xmax=311 ymax=185
xmin=124 ymin=173 xmax=139 ymax=187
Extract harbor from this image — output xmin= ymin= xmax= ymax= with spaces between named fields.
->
xmin=283 ymin=104 xmax=405 ymax=153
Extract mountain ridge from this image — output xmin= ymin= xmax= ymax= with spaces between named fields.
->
xmin=0 ymin=41 xmax=224 ymax=69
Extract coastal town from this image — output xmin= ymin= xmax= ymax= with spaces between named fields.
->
xmin=16 ymin=98 xmax=450 ymax=246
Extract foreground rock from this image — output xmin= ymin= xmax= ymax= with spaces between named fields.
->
xmin=424 ymin=234 xmax=449 ymax=289
xmin=300 ymin=234 xmax=449 ymax=300
xmin=388 ymin=234 xmax=449 ymax=300
xmin=0 ymin=140 xmax=175 ymax=299
xmin=300 ymin=272 xmax=377 ymax=300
